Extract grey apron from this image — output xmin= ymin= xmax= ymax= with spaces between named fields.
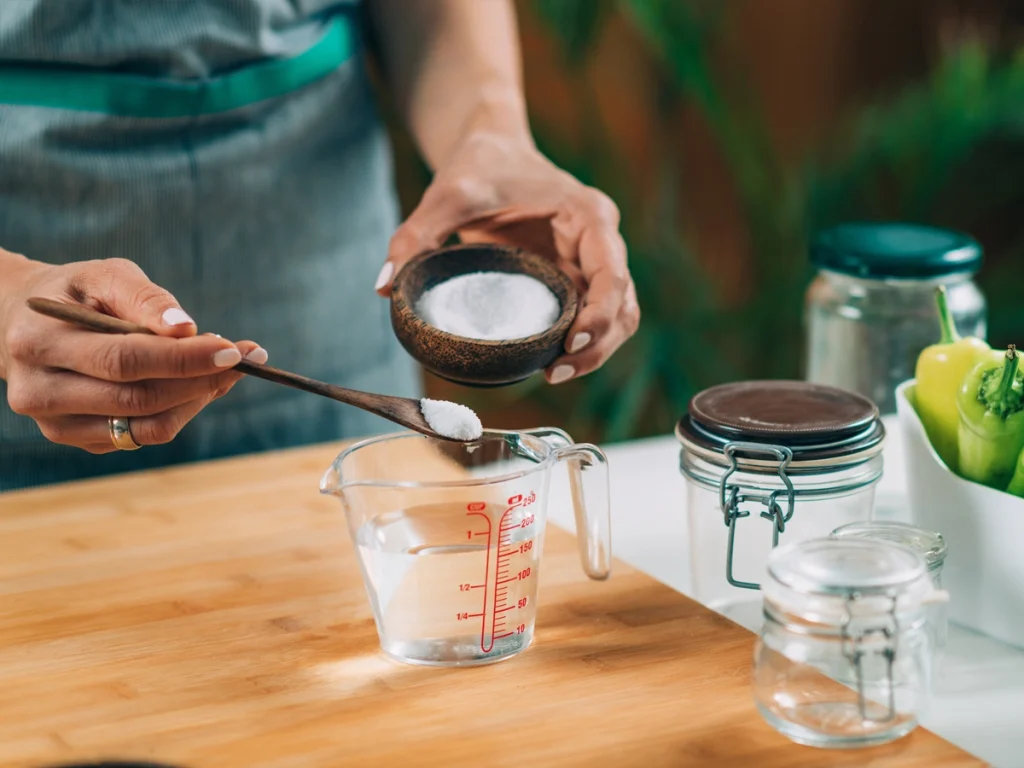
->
xmin=0 ymin=0 xmax=420 ymax=491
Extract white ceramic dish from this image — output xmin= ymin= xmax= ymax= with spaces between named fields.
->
xmin=896 ymin=380 xmax=1024 ymax=649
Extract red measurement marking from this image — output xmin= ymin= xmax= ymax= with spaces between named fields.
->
xmin=467 ymin=508 xmax=492 ymax=652
xmin=485 ymin=501 xmax=530 ymax=653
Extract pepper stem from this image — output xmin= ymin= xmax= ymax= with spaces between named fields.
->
xmin=935 ymin=285 xmax=959 ymax=344
xmin=998 ymin=345 xmax=1020 ymax=403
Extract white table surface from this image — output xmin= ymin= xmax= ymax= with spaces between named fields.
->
xmin=547 ymin=416 xmax=1024 ymax=767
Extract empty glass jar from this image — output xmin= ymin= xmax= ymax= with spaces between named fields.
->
xmin=831 ymin=521 xmax=948 ymax=670
xmin=678 ymin=381 xmax=886 ymax=629
xmin=805 ymin=222 xmax=986 ymax=414
xmin=754 ymin=538 xmax=943 ymax=748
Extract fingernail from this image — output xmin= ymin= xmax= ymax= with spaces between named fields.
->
xmin=213 ymin=348 xmax=242 ymax=368
xmin=569 ymin=332 xmax=592 ymax=354
xmin=549 ymin=365 xmax=575 ymax=385
xmin=244 ymin=347 xmax=269 ymax=364
xmin=374 ymin=262 xmax=394 ymax=291
xmin=162 ymin=308 xmax=194 ymax=327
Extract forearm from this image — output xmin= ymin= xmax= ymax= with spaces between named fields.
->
xmin=368 ymin=0 xmax=531 ymax=170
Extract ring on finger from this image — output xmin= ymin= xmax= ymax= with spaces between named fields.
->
xmin=108 ymin=416 xmax=141 ymax=451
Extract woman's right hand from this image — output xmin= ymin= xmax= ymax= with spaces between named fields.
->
xmin=0 ymin=252 xmax=267 ymax=453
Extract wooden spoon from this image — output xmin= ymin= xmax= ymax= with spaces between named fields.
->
xmin=26 ymin=297 xmax=473 ymax=443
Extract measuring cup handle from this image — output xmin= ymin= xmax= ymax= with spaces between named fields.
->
xmin=561 ymin=443 xmax=612 ymax=580
xmin=524 ymin=429 xmax=611 ymax=581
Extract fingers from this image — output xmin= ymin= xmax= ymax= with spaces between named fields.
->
xmin=68 ymin=258 xmax=199 ymax=338
xmin=25 ymin=342 xmax=264 ymax=454
xmin=377 ymin=175 xmax=497 ymax=297
xmin=9 ymin=368 xmax=235 ymax=418
xmin=546 ymin=190 xmax=639 ymax=384
xmin=37 ymin=397 xmax=219 ymax=454
xmin=546 ymin=285 xmax=640 ymax=383
xmin=6 ymin=321 xmax=252 ymax=382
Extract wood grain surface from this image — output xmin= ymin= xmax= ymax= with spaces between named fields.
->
xmin=0 ymin=442 xmax=981 ymax=768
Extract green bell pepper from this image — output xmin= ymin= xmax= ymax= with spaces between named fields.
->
xmin=958 ymin=345 xmax=1024 ymax=489
xmin=1007 ymin=447 xmax=1024 ymax=498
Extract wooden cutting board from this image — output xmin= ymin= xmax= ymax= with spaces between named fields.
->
xmin=0 ymin=442 xmax=980 ymax=768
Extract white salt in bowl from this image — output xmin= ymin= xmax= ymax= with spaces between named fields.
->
xmin=390 ymin=243 xmax=579 ymax=387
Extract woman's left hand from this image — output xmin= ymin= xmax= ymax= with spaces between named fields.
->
xmin=375 ymin=131 xmax=640 ymax=385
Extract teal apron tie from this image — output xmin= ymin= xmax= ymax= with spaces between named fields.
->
xmin=0 ymin=15 xmax=354 ymax=118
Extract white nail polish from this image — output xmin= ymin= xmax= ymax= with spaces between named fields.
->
xmin=569 ymin=332 xmax=592 ymax=354
xmin=162 ymin=308 xmax=194 ymax=327
xmin=244 ymin=347 xmax=269 ymax=364
xmin=213 ymin=348 xmax=242 ymax=368
xmin=374 ymin=262 xmax=394 ymax=291
xmin=549 ymin=365 xmax=575 ymax=385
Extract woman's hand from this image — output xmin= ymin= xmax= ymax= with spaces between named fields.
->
xmin=0 ymin=252 xmax=267 ymax=453
xmin=375 ymin=131 xmax=639 ymax=385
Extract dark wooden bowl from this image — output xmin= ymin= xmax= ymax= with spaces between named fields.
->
xmin=390 ymin=244 xmax=579 ymax=387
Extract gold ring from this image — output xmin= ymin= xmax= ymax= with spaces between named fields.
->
xmin=108 ymin=416 xmax=141 ymax=451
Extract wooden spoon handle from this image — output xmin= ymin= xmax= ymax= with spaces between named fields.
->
xmin=25 ymin=297 xmax=373 ymax=407
xmin=27 ymin=297 xmax=153 ymax=336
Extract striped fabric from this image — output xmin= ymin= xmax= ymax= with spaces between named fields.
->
xmin=0 ymin=1 xmax=361 ymax=78
xmin=0 ymin=0 xmax=421 ymax=491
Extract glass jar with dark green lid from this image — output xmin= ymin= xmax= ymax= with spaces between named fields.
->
xmin=805 ymin=222 xmax=987 ymax=414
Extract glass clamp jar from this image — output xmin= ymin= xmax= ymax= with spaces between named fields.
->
xmin=677 ymin=380 xmax=886 ymax=628
xmin=755 ymin=538 xmax=948 ymax=748
xmin=831 ymin=521 xmax=949 ymax=672
xmin=805 ymin=222 xmax=986 ymax=414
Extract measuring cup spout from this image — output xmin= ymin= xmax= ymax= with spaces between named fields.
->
xmin=523 ymin=428 xmax=612 ymax=581
xmin=319 ymin=456 xmax=344 ymax=496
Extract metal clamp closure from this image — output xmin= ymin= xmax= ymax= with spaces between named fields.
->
xmin=841 ymin=592 xmax=900 ymax=723
xmin=718 ymin=442 xmax=795 ymax=590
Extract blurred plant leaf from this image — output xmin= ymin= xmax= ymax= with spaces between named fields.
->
xmin=532 ymin=0 xmax=615 ymax=66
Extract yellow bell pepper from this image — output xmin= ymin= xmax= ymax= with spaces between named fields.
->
xmin=914 ymin=286 xmax=989 ymax=471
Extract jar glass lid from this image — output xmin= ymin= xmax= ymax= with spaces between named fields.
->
xmin=811 ymin=222 xmax=982 ymax=280
xmin=764 ymin=538 xmax=935 ymax=625
xmin=769 ymin=538 xmax=926 ymax=595
xmin=675 ymin=380 xmax=885 ymax=468
xmin=831 ymin=521 xmax=947 ymax=570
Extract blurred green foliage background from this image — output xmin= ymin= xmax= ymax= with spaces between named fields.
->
xmin=389 ymin=0 xmax=1024 ymax=443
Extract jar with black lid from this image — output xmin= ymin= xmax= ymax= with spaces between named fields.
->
xmin=805 ymin=222 xmax=986 ymax=414
xmin=677 ymin=380 xmax=886 ymax=627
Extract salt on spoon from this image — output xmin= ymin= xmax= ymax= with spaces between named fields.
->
xmin=419 ymin=398 xmax=483 ymax=441
xmin=416 ymin=272 xmax=560 ymax=341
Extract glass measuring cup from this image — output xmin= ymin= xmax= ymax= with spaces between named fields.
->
xmin=320 ymin=428 xmax=611 ymax=666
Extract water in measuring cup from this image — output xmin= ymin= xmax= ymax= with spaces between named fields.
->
xmin=355 ymin=498 xmax=542 ymax=666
